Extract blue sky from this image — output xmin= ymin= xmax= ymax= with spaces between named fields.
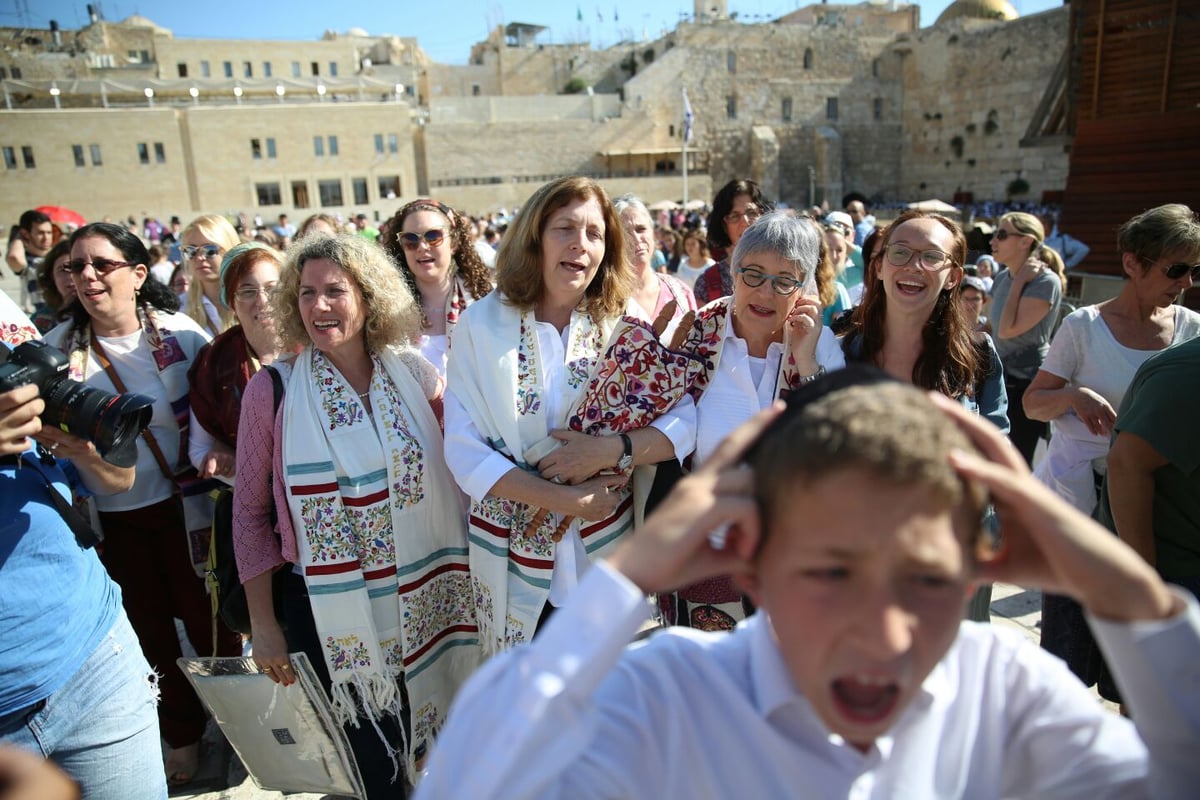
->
xmin=12 ymin=1 xmax=1063 ymax=65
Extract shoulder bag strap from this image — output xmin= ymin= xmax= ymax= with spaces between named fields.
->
xmin=90 ymin=335 xmax=176 ymax=484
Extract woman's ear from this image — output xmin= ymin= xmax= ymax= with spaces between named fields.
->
xmin=1120 ymin=250 xmax=1142 ymax=279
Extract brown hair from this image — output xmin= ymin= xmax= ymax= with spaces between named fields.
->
xmin=381 ymin=198 xmax=493 ymax=314
xmin=1116 ymin=203 xmax=1200 ymax=273
xmin=495 ymin=176 xmax=632 ymax=321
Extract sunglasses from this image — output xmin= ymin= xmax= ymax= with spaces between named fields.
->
xmin=992 ymin=228 xmax=1028 ymax=242
xmin=398 ymin=229 xmax=447 ymax=250
xmin=65 ymin=258 xmax=136 ymax=275
xmin=182 ymin=244 xmax=222 ymax=260
xmin=884 ymin=244 xmax=954 ymax=271
xmin=736 ymin=266 xmax=806 ymax=296
xmin=1163 ymin=262 xmax=1200 ymax=281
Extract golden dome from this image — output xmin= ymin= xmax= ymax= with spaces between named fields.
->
xmin=935 ymin=0 xmax=1019 ymax=25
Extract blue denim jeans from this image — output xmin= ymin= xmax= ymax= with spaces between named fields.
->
xmin=0 ymin=610 xmax=167 ymax=800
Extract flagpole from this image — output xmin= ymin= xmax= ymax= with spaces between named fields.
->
xmin=681 ymin=86 xmax=691 ymax=207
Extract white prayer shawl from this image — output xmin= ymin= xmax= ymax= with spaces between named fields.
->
xmin=447 ymin=293 xmax=632 ymax=654
xmin=279 ymin=345 xmax=479 ymax=778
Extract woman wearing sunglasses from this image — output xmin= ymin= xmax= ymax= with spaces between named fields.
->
xmin=180 ymin=214 xmax=240 ymax=337
xmin=43 ymin=222 xmax=243 ymax=787
xmin=381 ymin=199 xmax=492 ymax=377
xmin=662 ymin=211 xmax=844 ymax=630
xmin=987 ymin=211 xmax=1066 ymax=464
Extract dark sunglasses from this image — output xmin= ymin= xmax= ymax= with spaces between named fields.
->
xmin=182 ymin=244 xmax=222 ymax=260
xmin=1163 ymin=262 xmax=1200 ymax=281
xmin=992 ymin=228 xmax=1027 ymax=242
xmin=65 ymin=258 xmax=136 ymax=275
xmin=397 ymin=229 xmax=446 ymax=250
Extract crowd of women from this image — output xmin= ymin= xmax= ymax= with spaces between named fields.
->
xmin=11 ymin=176 xmax=1198 ymax=796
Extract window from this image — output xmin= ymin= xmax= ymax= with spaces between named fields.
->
xmin=374 ymin=134 xmax=384 ymax=154
xmin=378 ymin=175 xmax=400 ymax=199
xmin=243 ymin=61 xmax=253 ymax=78
xmin=177 ymin=62 xmax=188 ymax=78
xmin=0 ymin=67 xmax=6 ymax=79
xmin=726 ymin=95 xmax=737 ymax=120
xmin=727 ymin=50 xmax=736 ymax=73
xmin=89 ymin=144 xmax=102 ymax=165
xmin=154 ymin=142 xmax=166 ymax=163
xmin=256 ymin=182 xmax=282 ymax=206
xmin=21 ymin=146 xmax=34 ymax=169
xmin=263 ymin=61 xmax=272 ymax=78
xmin=292 ymin=61 xmax=301 ymax=77
xmin=201 ymin=60 xmax=211 ymax=78
xmin=873 ymin=98 xmax=883 ymax=121
xmin=826 ymin=97 xmax=839 ymax=121
xmin=292 ymin=180 xmax=310 ymax=209
xmin=329 ymin=62 xmax=338 ymax=77
xmin=803 ymin=48 xmax=813 ymax=70
xmin=251 ymin=138 xmax=263 ymax=160
xmin=313 ymin=136 xmax=324 ymax=157
xmin=782 ymin=96 xmax=793 ymax=123
xmin=2 ymin=147 xmax=16 ymax=170
xmin=311 ymin=61 xmax=320 ymax=76
xmin=387 ymin=134 xmax=398 ymax=154
xmin=328 ymin=136 xmax=339 ymax=157
xmin=352 ymin=177 xmax=369 ymax=205
xmin=266 ymin=138 xmax=277 ymax=159
xmin=10 ymin=67 xmax=20 ymax=79
xmin=472 ymin=84 xmax=481 ymax=96
xmin=223 ymin=61 xmax=233 ymax=78
xmin=318 ymin=179 xmax=343 ymax=207
xmin=72 ymin=144 xmax=85 ymax=167
xmin=140 ymin=50 xmax=151 ymax=63
xmin=872 ymin=58 xmax=880 ymax=78
xmin=137 ymin=142 xmax=150 ymax=164
xmin=127 ymin=50 xmax=141 ymax=63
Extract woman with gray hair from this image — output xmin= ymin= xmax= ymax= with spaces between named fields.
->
xmin=613 ymin=194 xmax=696 ymax=334
xmin=233 ymin=233 xmax=479 ymax=797
xmin=663 ymin=210 xmax=845 ymax=630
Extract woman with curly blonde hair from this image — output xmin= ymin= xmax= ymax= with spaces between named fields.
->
xmin=381 ymin=199 xmax=492 ymax=376
xmin=234 ymin=233 xmax=479 ymax=798
xmin=180 ymin=214 xmax=240 ymax=335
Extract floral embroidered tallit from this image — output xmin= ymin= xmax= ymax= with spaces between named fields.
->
xmin=448 ymin=293 xmax=634 ymax=654
xmin=0 ymin=290 xmax=39 ymax=346
xmin=278 ymin=346 xmax=479 ymax=777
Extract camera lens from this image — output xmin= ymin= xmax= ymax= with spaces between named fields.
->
xmin=41 ymin=380 xmax=153 ymax=468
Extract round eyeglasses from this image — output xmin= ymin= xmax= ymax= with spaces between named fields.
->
xmin=884 ymin=244 xmax=954 ymax=271
xmin=736 ymin=266 xmax=805 ymax=296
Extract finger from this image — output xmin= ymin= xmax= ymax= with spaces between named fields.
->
xmin=699 ymin=401 xmax=786 ymax=475
xmin=0 ymin=383 xmax=40 ymax=411
xmin=549 ymin=429 xmax=578 ymax=442
xmin=928 ymin=392 xmax=1027 ymax=474
xmin=947 ymin=447 xmax=1044 ymax=510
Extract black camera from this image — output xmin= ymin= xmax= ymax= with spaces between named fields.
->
xmin=0 ymin=340 xmax=153 ymax=468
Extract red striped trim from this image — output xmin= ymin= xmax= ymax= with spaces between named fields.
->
xmin=509 ymin=550 xmax=554 ymax=570
xmin=363 ymin=565 xmax=397 ymax=581
xmin=343 ymin=488 xmax=389 ymax=507
xmin=397 ymin=562 xmax=468 ymax=595
xmin=469 ymin=516 xmax=511 ymax=538
xmin=305 ymin=561 xmax=362 ymax=576
xmin=403 ymin=624 xmax=478 ymax=666
xmin=580 ymin=496 xmax=632 ymax=537
xmin=290 ymin=481 xmax=339 ymax=496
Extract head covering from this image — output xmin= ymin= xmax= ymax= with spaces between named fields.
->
xmin=218 ymin=241 xmax=275 ymax=309
xmin=960 ymin=275 xmax=988 ymax=294
xmin=824 ymin=211 xmax=854 ymax=238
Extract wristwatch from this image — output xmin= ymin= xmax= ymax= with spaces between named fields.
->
xmin=616 ymin=433 xmax=633 ymax=471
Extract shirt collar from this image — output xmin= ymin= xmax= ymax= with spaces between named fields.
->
xmin=721 ymin=308 xmax=784 ymax=357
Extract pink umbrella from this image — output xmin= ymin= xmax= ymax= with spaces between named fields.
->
xmin=35 ymin=205 xmax=86 ymax=228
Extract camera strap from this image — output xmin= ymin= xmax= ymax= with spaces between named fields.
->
xmin=90 ymin=335 xmax=176 ymax=484
xmin=0 ymin=449 xmax=102 ymax=549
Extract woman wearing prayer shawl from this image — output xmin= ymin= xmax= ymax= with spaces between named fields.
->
xmin=233 ymin=234 xmax=479 ymax=798
xmin=444 ymin=176 xmax=695 ymax=653
xmin=43 ymin=222 xmax=242 ymax=787
xmin=381 ymin=198 xmax=493 ymax=378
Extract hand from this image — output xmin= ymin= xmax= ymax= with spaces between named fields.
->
xmin=573 ymin=473 xmax=629 ymax=521
xmin=783 ymin=294 xmax=823 ymax=374
xmin=199 ymin=443 xmax=237 ymax=480
xmin=0 ymin=745 xmax=79 ymax=800
xmin=1014 ymin=261 xmax=1043 ymax=285
xmin=607 ymin=402 xmax=784 ymax=593
xmin=250 ymin=618 xmax=296 ymax=686
xmin=32 ymin=426 xmax=98 ymax=463
xmin=0 ymin=384 xmax=43 ymax=456
xmin=1069 ymin=387 xmax=1117 ymax=437
xmin=538 ymin=430 xmax=621 ymax=485
xmin=929 ymin=392 xmax=1179 ymax=623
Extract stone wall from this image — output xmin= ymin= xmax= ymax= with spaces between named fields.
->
xmin=429 ymin=94 xmax=622 ymax=124
xmin=153 ymin=36 xmax=359 ymax=82
xmin=429 ymin=175 xmax=714 ymax=218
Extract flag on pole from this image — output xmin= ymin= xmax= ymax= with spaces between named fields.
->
xmin=682 ymin=87 xmax=694 ymax=144
xmin=597 ymin=8 xmax=604 ymax=22
xmin=614 ymin=7 xmax=619 ymax=22
xmin=577 ymin=5 xmax=583 ymax=21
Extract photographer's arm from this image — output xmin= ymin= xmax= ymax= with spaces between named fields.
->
xmin=34 ymin=425 xmax=134 ymax=495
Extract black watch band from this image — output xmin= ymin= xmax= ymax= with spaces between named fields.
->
xmin=617 ymin=433 xmax=633 ymax=470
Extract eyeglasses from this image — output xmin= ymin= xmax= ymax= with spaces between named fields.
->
xmin=397 ymin=229 xmax=447 ymax=250
xmin=65 ymin=258 xmax=136 ymax=275
xmin=736 ymin=266 xmax=806 ymax=296
xmin=183 ymin=244 xmax=222 ymax=260
xmin=884 ymin=244 xmax=955 ymax=271
xmin=1163 ymin=262 xmax=1200 ymax=281
xmin=724 ymin=207 xmax=761 ymax=225
xmin=233 ymin=284 xmax=278 ymax=303
xmin=992 ymin=228 xmax=1028 ymax=242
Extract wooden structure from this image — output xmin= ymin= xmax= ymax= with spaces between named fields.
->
xmin=1057 ymin=0 xmax=1200 ymax=300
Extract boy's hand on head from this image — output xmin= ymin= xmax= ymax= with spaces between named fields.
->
xmin=930 ymin=393 xmax=1180 ymax=623
xmin=607 ymin=402 xmax=784 ymax=594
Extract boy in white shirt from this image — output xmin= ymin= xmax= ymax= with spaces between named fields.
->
xmin=419 ymin=367 xmax=1200 ymax=799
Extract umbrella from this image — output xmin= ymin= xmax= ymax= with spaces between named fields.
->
xmin=647 ymin=199 xmax=677 ymax=211
xmin=683 ymin=199 xmax=707 ymax=210
xmin=905 ymin=198 xmax=959 ymax=214
xmin=35 ymin=205 xmax=86 ymax=228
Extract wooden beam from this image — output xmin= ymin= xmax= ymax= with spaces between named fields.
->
xmin=1090 ymin=0 xmax=1107 ymax=120
xmin=1161 ymin=0 xmax=1177 ymax=113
